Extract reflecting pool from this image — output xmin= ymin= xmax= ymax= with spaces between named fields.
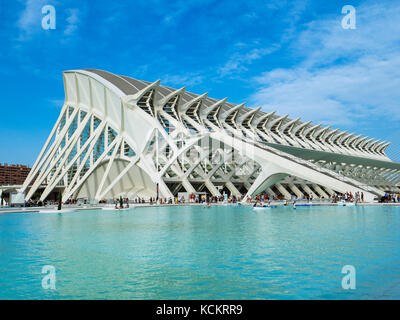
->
xmin=0 ymin=205 xmax=399 ymax=299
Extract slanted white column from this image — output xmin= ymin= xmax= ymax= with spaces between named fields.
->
xmin=182 ymin=180 xmax=196 ymax=193
xmin=301 ymin=183 xmax=319 ymax=199
xmin=182 ymin=151 xmax=221 ymax=197
xmin=244 ymin=180 xmax=251 ymax=190
xmin=266 ymin=188 xmax=276 ymax=197
xmin=288 ymin=183 xmax=303 ymax=199
xmin=95 ymin=137 xmax=123 ymax=200
xmin=323 ymin=186 xmax=334 ymax=196
xmin=312 ymin=183 xmax=329 ymax=199
xmin=275 ymin=183 xmax=291 ymax=199
xmin=204 ymin=180 xmax=221 ymax=197
xmin=241 ymin=163 xmax=287 ymax=201
xmin=225 ymin=181 xmax=241 ymax=198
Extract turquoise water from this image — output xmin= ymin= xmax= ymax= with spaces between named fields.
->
xmin=0 ymin=205 xmax=399 ymax=299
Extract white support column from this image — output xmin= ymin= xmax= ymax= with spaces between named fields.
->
xmin=167 ymin=157 xmax=196 ymax=194
xmin=323 ymin=186 xmax=335 ymax=196
xmin=24 ymin=107 xmax=80 ymax=196
xmin=90 ymin=114 xmax=94 ymax=166
xmin=287 ymin=182 xmax=303 ymax=199
xmin=62 ymin=121 xmax=107 ymax=199
xmin=224 ymin=181 xmax=242 ymax=198
xmin=266 ymin=188 xmax=276 ymax=197
xmin=185 ymin=154 xmax=221 ymax=197
xmin=97 ymin=157 xmax=140 ymax=200
xmin=62 ymin=129 xmax=119 ymax=202
xmin=312 ymin=183 xmax=329 ymax=199
xmin=171 ymin=183 xmax=183 ymax=195
xmin=21 ymin=104 xmax=68 ymax=192
xmin=37 ymin=113 xmax=92 ymax=199
xmin=159 ymin=136 xmax=202 ymax=177
xmin=216 ymin=164 xmax=243 ymax=198
xmin=39 ymin=120 xmax=106 ymax=201
xmin=241 ymin=163 xmax=287 ymax=201
xmin=204 ymin=180 xmax=221 ymax=197
xmin=139 ymin=152 xmax=180 ymax=199
xmin=275 ymin=183 xmax=291 ymax=200
xmin=32 ymin=107 xmax=80 ymax=179
xmin=95 ymin=137 xmax=123 ymax=200
xmin=25 ymin=107 xmax=83 ymax=200
xmin=301 ymin=183 xmax=319 ymax=199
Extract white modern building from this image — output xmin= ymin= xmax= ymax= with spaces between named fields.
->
xmin=21 ymin=69 xmax=400 ymax=203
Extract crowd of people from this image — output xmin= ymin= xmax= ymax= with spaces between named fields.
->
xmin=246 ymin=194 xmax=285 ymax=202
xmin=122 ymin=194 xmax=242 ymax=205
xmin=331 ymin=191 xmax=365 ymax=203
xmin=380 ymin=192 xmax=400 ymax=203
xmin=245 ymin=193 xmax=315 ymax=203
xmin=12 ymin=189 xmax=400 ymax=208
xmin=114 ymin=197 xmax=130 ymax=209
xmin=25 ymin=198 xmax=83 ymax=207
xmin=121 ymin=190 xmax=400 ymax=205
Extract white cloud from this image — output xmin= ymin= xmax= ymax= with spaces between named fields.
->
xmin=217 ymin=1 xmax=309 ymax=77
xmin=17 ymin=0 xmax=48 ymax=39
xmin=64 ymin=8 xmax=79 ymax=35
xmin=218 ymin=46 xmax=279 ymax=76
xmin=47 ymin=98 xmax=64 ymax=108
xmin=250 ymin=0 xmax=400 ymax=129
xmin=162 ymin=73 xmax=203 ymax=87
xmin=156 ymin=0 xmax=215 ymax=25
xmin=16 ymin=1 xmax=81 ymax=40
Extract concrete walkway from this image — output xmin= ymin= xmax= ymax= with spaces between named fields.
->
xmin=1 ymin=201 xmax=399 ymax=216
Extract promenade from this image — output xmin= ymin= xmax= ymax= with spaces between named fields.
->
xmin=1 ymin=201 xmax=399 ymax=216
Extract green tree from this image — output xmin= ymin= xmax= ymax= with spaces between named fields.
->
xmin=119 ymin=196 xmax=123 ymax=209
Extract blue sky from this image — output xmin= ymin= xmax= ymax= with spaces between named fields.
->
xmin=0 ymin=0 xmax=399 ymax=165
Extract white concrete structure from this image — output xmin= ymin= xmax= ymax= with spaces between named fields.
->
xmin=21 ymin=69 xmax=400 ymax=203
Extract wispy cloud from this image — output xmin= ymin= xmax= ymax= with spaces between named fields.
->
xmin=16 ymin=1 xmax=82 ymax=41
xmin=162 ymin=73 xmax=203 ymax=87
xmin=64 ymin=8 xmax=79 ymax=35
xmin=218 ymin=46 xmax=279 ymax=76
xmin=250 ymin=0 xmax=400 ymax=130
xmin=216 ymin=1 xmax=309 ymax=78
xmin=252 ymin=55 xmax=400 ymax=127
xmin=47 ymin=98 xmax=64 ymax=108
xmin=3 ymin=0 xmax=400 ymax=163
xmin=16 ymin=0 xmax=48 ymax=40
xmin=159 ymin=0 xmax=215 ymax=25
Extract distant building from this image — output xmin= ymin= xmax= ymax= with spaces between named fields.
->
xmin=0 ymin=163 xmax=31 ymax=185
